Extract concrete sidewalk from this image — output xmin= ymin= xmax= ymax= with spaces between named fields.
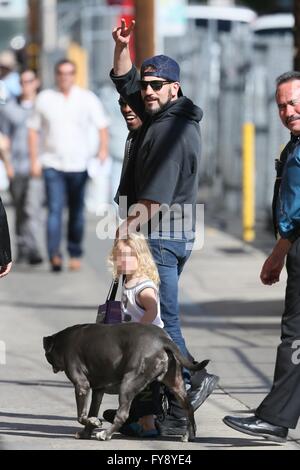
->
xmin=0 ymin=210 xmax=299 ymax=450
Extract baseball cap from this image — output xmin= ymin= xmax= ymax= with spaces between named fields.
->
xmin=141 ymin=54 xmax=183 ymax=97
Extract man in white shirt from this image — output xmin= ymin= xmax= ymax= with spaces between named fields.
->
xmin=28 ymin=59 xmax=109 ymax=272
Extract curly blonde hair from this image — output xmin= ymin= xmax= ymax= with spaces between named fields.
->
xmin=108 ymin=233 xmax=160 ymax=287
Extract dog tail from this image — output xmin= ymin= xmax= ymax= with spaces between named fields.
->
xmin=163 ymin=337 xmax=209 ymax=371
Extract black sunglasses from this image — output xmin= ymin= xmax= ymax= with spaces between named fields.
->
xmin=138 ymin=80 xmax=173 ymax=91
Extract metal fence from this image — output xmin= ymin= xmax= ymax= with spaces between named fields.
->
xmin=57 ymin=0 xmax=126 ymax=89
xmin=56 ymin=1 xmax=293 ymax=224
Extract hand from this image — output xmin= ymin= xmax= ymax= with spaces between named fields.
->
xmin=260 ymin=237 xmax=291 ymax=285
xmin=116 ymin=220 xmax=129 ymax=240
xmin=260 ymin=253 xmax=285 ymax=285
xmin=97 ymin=150 xmax=108 ymax=164
xmin=31 ymin=160 xmax=42 ymax=178
xmin=0 ymin=262 xmax=12 ymax=278
xmin=112 ymin=18 xmax=135 ymax=47
xmin=115 ymin=215 xmax=140 ymax=240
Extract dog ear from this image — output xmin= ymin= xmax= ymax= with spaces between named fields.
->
xmin=43 ymin=336 xmax=54 ymax=353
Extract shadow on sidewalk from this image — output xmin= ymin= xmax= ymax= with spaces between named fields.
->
xmin=0 ymin=301 xmax=96 ymax=311
xmin=0 ymin=411 xmax=74 ymax=421
xmin=0 ymin=379 xmax=72 ymax=389
xmin=0 ymin=422 xmax=79 ymax=440
xmin=180 ymin=299 xmax=283 ymax=332
xmin=0 ymin=423 xmax=282 ymax=447
xmin=180 ymin=299 xmax=284 ymax=388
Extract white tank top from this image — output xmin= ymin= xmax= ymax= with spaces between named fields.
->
xmin=121 ymin=279 xmax=164 ymax=328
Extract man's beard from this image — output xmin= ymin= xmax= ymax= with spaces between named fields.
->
xmin=145 ymin=90 xmax=173 ymax=116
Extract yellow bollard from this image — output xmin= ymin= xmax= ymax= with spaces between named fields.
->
xmin=67 ymin=42 xmax=88 ymax=89
xmin=242 ymin=122 xmax=255 ymax=242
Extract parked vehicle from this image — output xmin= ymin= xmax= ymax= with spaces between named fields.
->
xmin=251 ymin=13 xmax=293 ymax=36
xmin=186 ymin=4 xmax=257 ymax=32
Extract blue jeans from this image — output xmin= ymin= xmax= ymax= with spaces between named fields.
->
xmin=148 ymin=237 xmax=193 ymax=382
xmin=43 ymin=168 xmax=88 ymax=260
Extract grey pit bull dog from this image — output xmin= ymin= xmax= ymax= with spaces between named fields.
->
xmin=43 ymin=323 xmax=209 ymax=442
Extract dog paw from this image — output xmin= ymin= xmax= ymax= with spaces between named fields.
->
xmin=96 ymin=430 xmax=108 ymax=441
xmin=75 ymin=430 xmax=92 ymax=440
xmin=87 ymin=417 xmax=102 ymax=428
xmin=181 ymin=433 xmax=189 ymax=443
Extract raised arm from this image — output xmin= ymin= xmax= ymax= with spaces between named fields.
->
xmin=112 ymin=18 xmax=135 ymax=76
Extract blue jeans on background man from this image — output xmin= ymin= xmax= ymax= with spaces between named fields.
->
xmin=43 ymin=168 xmax=88 ymax=260
xmin=148 ymin=237 xmax=193 ymax=383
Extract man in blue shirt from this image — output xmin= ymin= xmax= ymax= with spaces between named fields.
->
xmin=0 ymin=69 xmax=44 ymax=265
xmin=224 ymin=71 xmax=300 ymax=443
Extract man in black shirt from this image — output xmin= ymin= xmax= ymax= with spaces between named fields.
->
xmin=110 ymin=19 xmax=219 ymax=435
xmin=115 ymin=95 xmax=142 ymax=199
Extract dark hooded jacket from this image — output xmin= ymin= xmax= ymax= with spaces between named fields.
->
xmin=110 ymin=65 xmax=203 ymax=238
xmin=0 ymin=196 xmax=12 ymax=266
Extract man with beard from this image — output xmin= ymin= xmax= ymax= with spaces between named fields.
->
xmin=109 ymin=19 xmax=219 ymax=436
xmin=224 ymin=72 xmax=300 ymax=443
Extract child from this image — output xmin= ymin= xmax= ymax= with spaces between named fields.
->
xmin=108 ymin=233 xmax=163 ymax=437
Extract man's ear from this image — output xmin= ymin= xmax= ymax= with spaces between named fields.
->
xmin=43 ymin=336 xmax=54 ymax=353
xmin=171 ymin=82 xmax=180 ymax=98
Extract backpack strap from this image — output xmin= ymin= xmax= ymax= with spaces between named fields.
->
xmin=106 ymin=275 xmax=126 ymax=301
xmin=107 ymin=279 xmax=119 ymax=301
